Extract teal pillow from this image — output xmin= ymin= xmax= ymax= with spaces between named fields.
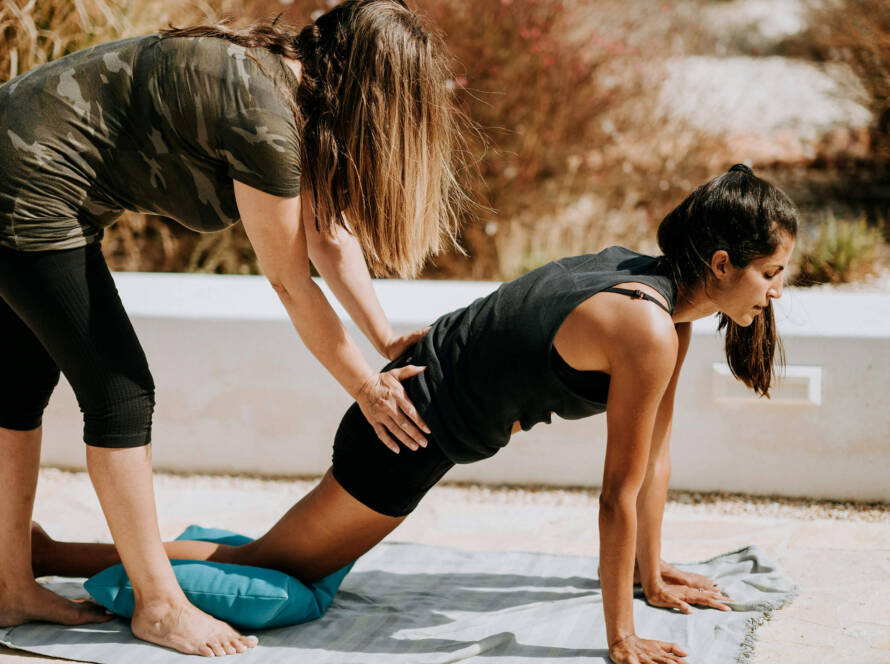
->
xmin=84 ymin=525 xmax=353 ymax=629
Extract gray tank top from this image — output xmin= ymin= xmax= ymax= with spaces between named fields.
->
xmin=396 ymin=246 xmax=677 ymax=463
xmin=0 ymin=35 xmax=301 ymax=251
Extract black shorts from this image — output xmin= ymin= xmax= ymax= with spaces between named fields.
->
xmin=331 ymin=402 xmax=455 ymax=518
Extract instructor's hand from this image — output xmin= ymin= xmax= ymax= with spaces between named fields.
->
xmin=356 ymin=366 xmax=431 ymax=453
xmin=383 ymin=326 xmax=430 ymax=361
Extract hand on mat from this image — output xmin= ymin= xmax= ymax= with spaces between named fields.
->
xmin=384 ymin=326 xmax=430 ymax=361
xmin=659 ymin=563 xmax=725 ymax=597
xmin=608 ymin=634 xmax=688 ymax=664
xmin=357 ymin=366 xmax=430 ymax=453
xmin=643 ymin=580 xmax=732 ymax=613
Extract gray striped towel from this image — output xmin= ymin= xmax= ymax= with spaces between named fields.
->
xmin=0 ymin=542 xmax=794 ymax=663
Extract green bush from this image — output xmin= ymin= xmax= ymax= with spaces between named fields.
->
xmin=792 ymin=214 xmax=884 ymax=285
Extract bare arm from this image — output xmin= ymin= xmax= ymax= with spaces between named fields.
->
xmin=598 ymin=311 xmax=679 ymax=661
xmin=303 ymin=208 xmax=428 ymax=362
xmin=234 ymin=181 xmax=428 ymax=452
xmin=635 ymin=323 xmax=732 ymax=612
xmin=634 ymin=322 xmax=690 ymax=589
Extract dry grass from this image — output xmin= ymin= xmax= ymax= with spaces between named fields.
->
xmin=3 ymin=0 xmax=883 ymax=281
xmin=0 ymin=0 xmax=744 ymax=278
xmin=790 ymin=0 xmax=890 ymax=161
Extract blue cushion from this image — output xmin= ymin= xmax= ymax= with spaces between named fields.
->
xmin=84 ymin=525 xmax=353 ymax=629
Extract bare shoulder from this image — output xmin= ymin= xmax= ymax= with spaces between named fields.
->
xmin=609 ymin=296 xmax=678 ymax=372
xmin=554 ymin=283 xmax=678 ymax=375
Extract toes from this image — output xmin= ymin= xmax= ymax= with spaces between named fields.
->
xmin=241 ymin=635 xmax=259 ymax=648
xmin=209 ymin=641 xmax=227 ymax=657
xmin=198 ymin=643 xmax=215 ymax=657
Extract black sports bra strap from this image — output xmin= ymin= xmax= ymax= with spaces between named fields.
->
xmin=602 ymin=287 xmax=672 ymax=315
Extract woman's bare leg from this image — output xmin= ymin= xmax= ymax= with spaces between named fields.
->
xmin=230 ymin=469 xmax=405 ymax=583
xmin=37 ymin=468 xmax=404 ymax=585
xmin=0 ymin=425 xmax=111 ymax=626
xmin=86 ymin=444 xmax=257 ymax=657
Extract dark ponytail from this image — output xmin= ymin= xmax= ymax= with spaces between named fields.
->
xmin=656 ymin=164 xmax=799 ymax=397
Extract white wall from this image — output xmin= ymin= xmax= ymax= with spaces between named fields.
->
xmin=39 ymin=273 xmax=890 ymax=501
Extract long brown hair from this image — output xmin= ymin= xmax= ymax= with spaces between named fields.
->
xmin=161 ymin=0 xmax=471 ymax=277
xmin=656 ymin=164 xmax=799 ymax=397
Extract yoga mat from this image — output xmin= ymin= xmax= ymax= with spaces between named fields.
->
xmin=0 ymin=542 xmax=794 ymax=663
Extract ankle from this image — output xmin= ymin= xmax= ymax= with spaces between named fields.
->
xmin=0 ymin=571 xmax=38 ymax=595
xmin=134 ymin=592 xmax=192 ymax=619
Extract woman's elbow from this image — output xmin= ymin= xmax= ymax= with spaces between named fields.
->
xmin=267 ymin=274 xmax=310 ymax=304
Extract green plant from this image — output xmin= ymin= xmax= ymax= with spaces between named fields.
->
xmin=792 ymin=214 xmax=884 ymax=285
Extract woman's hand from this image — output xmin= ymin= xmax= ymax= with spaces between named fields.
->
xmin=609 ymin=634 xmax=688 ymax=664
xmin=355 ymin=366 xmax=431 ymax=453
xmin=643 ymin=579 xmax=732 ymax=614
xmin=659 ymin=562 xmax=723 ymax=596
xmin=383 ymin=327 xmax=430 ymax=361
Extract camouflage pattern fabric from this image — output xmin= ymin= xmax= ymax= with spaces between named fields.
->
xmin=0 ymin=35 xmax=302 ymax=251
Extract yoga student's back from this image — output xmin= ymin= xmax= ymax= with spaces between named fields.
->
xmin=400 ymin=246 xmax=677 ymax=463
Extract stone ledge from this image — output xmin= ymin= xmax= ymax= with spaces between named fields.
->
xmin=39 ymin=273 xmax=890 ymax=501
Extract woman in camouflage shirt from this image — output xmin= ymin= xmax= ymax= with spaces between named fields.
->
xmin=0 ymin=0 xmax=469 ymax=656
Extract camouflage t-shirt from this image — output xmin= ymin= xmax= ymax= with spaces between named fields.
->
xmin=0 ymin=34 xmax=302 ymax=251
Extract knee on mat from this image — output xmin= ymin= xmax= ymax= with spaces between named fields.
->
xmin=83 ymin=387 xmax=156 ymax=448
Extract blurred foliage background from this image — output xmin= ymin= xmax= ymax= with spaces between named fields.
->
xmin=0 ymin=0 xmax=887 ymax=285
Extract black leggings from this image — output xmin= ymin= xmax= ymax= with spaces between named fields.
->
xmin=0 ymin=243 xmax=154 ymax=447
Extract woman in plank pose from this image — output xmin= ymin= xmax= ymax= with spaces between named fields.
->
xmin=34 ymin=165 xmax=798 ymax=663
xmin=0 ymin=0 xmax=469 ymax=656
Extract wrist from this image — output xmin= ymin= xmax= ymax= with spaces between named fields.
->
xmin=636 ymin=560 xmax=663 ymax=589
xmin=373 ymin=336 xmax=391 ymax=358
xmin=608 ymin=632 xmax=636 ymax=651
xmin=641 ymin=576 xmax=666 ymax=595
xmin=348 ymin=372 xmax=377 ymax=400
xmin=375 ymin=327 xmax=397 ymax=357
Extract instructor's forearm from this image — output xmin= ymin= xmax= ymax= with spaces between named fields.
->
xmin=599 ymin=496 xmax=639 ymax=646
xmin=274 ymin=278 xmax=375 ymax=398
xmin=307 ymin=227 xmax=394 ymax=358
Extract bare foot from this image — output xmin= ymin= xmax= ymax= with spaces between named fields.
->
xmin=0 ymin=580 xmax=112 ymax=627
xmin=132 ymin=600 xmax=259 ymax=657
